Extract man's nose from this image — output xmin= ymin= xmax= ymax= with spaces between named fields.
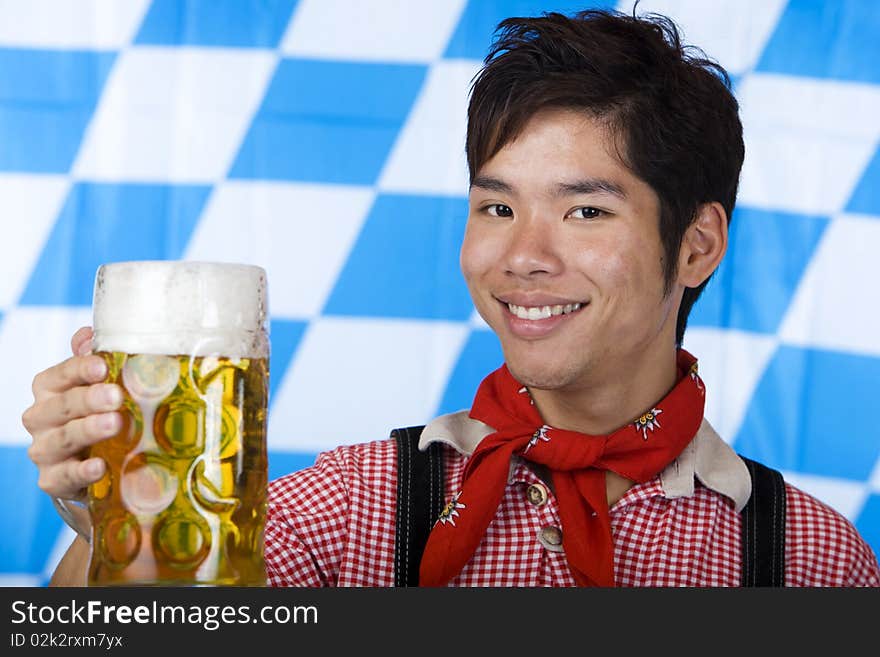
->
xmin=503 ymin=215 xmax=564 ymax=278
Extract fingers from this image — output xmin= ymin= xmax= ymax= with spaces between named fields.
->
xmin=23 ymin=326 xmax=112 ymax=503
xmin=28 ymin=411 xmax=122 ymax=464
xmin=71 ymin=326 xmax=94 ymax=357
xmin=30 ymin=354 xmax=108 ymax=401
xmin=23 ymin=382 xmax=122 ymax=433
xmin=38 ymin=458 xmax=107 ymax=500
xmin=28 ymin=408 xmax=119 ymax=500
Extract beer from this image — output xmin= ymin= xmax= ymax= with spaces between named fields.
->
xmin=88 ymin=261 xmax=268 ymax=586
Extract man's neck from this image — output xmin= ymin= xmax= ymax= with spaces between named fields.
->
xmin=528 ymin=348 xmax=680 ymax=436
xmin=526 ymin=347 xmax=681 ymax=507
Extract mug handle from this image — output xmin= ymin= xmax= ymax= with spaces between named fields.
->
xmin=52 ymin=497 xmax=92 ymax=544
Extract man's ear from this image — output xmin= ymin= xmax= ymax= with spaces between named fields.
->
xmin=677 ymin=201 xmax=728 ymax=288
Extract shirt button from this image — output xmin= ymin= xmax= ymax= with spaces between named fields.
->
xmin=538 ymin=526 xmax=564 ymax=552
xmin=526 ymin=483 xmax=548 ymax=507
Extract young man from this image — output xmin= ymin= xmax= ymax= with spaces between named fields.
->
xmin=26 ymin=9 xmax=879 ymax=586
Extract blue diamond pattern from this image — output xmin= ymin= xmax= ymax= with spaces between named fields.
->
xmin=436 ymin=329 xmax=503 ymax=416
xmin=20 ymin=183 xmax=211 ymax=306
xmin=0 ymin=49 xmax=115 ymax=172
xmin=845 ymin=147 xmax=880 ymax=216
xmin=136 ymin=0 xmax=299 ymax=48
xmin=855 ymin=495 xmax=880 ymax=560
xmin=230 ymin=59 xmax=427 ymax=184
xmin=689 ymin=207 xmax=828 ymax=333
xmin=0 ymin=447 xmax=62 ymax=573
xmin=756 ymin=0 xmax=880 ymax=84
xmin=268 ymin=318 xmax=307 ymax=405
xmin=445 ymin=0 xmax=613 ymax=59
xmin=0 ymin=0 xmax=878 ymax=582
xmin=734 ymin=346 xmax=880 ymax=481
xmin=323 ymin=195 xmax=472 ymax=321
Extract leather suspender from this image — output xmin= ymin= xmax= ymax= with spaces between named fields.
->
xmin=739 ymin=456 xmax=787 ymax=586
xmin=392 ymin=426 xmax=445 ymax=587
xmin=392 ymin=425 xmax=786 ymax=586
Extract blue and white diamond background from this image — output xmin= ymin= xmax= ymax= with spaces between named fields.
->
xmin=0 ymin=0 xmax=878 ymax=585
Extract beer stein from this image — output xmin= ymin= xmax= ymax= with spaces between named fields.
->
xmin=87 ymin=261 xmax=268 ymax=586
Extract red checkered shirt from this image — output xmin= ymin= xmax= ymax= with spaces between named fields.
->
xmin=265 ymin=412 xmax=880 ymax=587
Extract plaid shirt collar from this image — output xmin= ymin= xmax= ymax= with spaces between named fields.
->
xmin=419 ymin=411 xmax=751 ymax=512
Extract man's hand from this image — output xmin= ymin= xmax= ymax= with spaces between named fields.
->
xmin=22 ymin=326 xmax=123 ymax=501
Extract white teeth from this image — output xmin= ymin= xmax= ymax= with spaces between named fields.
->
xmin=527 ymin=306 xmax=548 ymax=320
xmin=507 ymin=302 xmax=583 ymax=320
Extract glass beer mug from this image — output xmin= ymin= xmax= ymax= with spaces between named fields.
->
xmin=86 ymin=261 xmax=268 ymax=586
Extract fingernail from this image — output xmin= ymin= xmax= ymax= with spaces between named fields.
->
xmin=89 ymin=358 xmax=107 ymax=380
xmin=99 ymin=412 xmax=120 ymax=433
xmin=85 ymin=459 xmax=104 ymax=479
xmin=102 ymin=385 xmax=122 ymax=407
xmin=78 ymin=339 xmax=93 ymax=357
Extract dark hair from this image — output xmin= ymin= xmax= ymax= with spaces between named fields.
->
xmin=466 ymin=8 xmax=745 ymax=345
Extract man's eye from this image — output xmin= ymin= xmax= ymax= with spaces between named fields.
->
xmin=568 ymin=207 xmax=603 ymax=220
xmin=486 ymin=204 xmax=513 ymax=217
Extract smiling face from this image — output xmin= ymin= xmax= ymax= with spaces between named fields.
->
xmin=460 ymin=109 xmax=681 ymax=399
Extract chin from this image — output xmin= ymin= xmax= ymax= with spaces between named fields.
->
xmin=505 ymin=358 xmax=584 ymax=391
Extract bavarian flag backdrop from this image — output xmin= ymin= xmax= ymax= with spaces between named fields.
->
xmin=0 ymin=0 xmax=878 ymax=585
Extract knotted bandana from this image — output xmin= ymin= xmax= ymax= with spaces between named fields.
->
xmin=419 ymin=349 xmax=705 ymax=587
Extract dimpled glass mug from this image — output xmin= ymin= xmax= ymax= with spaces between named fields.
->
xmin=87 ymin=261 xmax=269 ymax=586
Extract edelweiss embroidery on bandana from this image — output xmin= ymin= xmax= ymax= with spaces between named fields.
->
xmin=518 ymin=385 xmax=535 ymax=405
xmin=437 ymin=492 xmax=466 ymax=527
xmin=634 ymin=408 xmax=663 ymax=440
xmin=525 ymin=425 xmax=551 ymax=452
xmin=689 ymin=361 xmax=704 ymax=394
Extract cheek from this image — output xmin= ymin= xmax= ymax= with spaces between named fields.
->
xmin=580 ymin=234 xmax=663 ymax=296
xmin=575 ymin=239 xmax=632 ymax=287
xmin=459 ymin=222 xmax=496 ymax=283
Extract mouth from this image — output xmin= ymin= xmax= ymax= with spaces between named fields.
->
xmin=504 ymin=301 xmax=585 ymax=321
xmin=493 ymin=296 xmax=589 ymax=338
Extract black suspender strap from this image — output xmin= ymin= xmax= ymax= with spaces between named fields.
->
xmin=740 ymin=456 xmax=787 ymax=587
xmin=392 ymin=425 xmax=443 ymax=587
xmin=391 ymin=426 xmax=786 ymax=587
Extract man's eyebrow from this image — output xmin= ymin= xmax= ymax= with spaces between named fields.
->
xmin=556 ymin=179 xmax=627 ymax=199
xmin=470 ymin=176 xmax=627 ymax=199
xmin=470 ymin=175 xmax=514 ymax=194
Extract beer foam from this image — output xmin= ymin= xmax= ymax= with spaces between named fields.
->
xmin=92 ymin=261 xmax=268 ymax=358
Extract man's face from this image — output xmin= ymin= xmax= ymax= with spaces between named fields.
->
xmin=460 ymin=109 xmax=680 ymax=393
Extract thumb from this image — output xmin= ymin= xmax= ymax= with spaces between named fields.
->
xmin=71 ymin=326 xmax=94 ymax=356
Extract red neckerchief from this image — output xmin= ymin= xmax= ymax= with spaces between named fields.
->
xmin=419 ymin=349 xmax=705 ymax=587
